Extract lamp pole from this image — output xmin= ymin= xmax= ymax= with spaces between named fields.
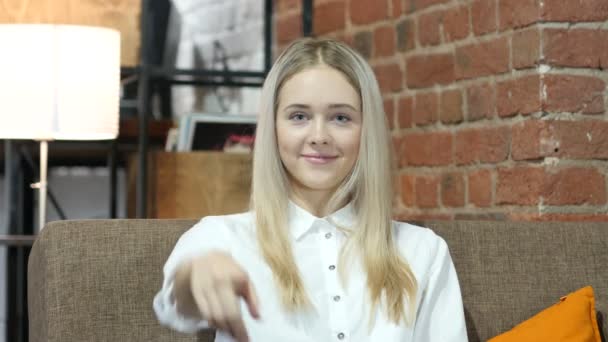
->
xmin=30 ymin=140 xmax=48 ymax=230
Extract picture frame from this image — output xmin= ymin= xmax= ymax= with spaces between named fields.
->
xmin=176 ymin=113 xmax=257 ymax=152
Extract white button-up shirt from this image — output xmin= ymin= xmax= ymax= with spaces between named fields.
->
xmin=153 ymin=202 xmax=468 ymax=342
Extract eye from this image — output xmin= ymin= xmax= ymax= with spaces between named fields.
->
xmin=334 ymin=114 xmax=352 ymax=123
xmin=290 ymin=112 xmax=308 ymax=121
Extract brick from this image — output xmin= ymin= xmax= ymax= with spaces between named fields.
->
xmin=441 ymin=172 xmax=465 ymax=207
xmin=337 ymin=32 xmax=355 ymax=48
xmin=443 ymin=5 xmax=470 ymax=42
xmin=466 ymin=82 xmax=496 ymax=121
xmin=277 ymin=12 xmax=302 ymax=44
xmin=471 ymin=0 xmax=497 ymax=36
xmin=394 ymin=134 xmax=406 ymax=166
xmin=440 ymin=89 xmax=463 ymax=124
xmin=373 ymin=63 xmax=403 ymax=93
xmin=374 ymin=25 xmax=397 ymax=58
xmin=454 ymin=127 xmax=510 ymax=165
xmin=513 ymin=27 xmax=541 ymax=69
xmin=414 ymin=0 xmax=451 ymax=11
xmin=496 ymin=166 xmax=545 ymax=205
xmin=468 ymin=169 xmax=492 ymax=207
xmin=392 ymin=136 xmax=402 ymax=159
xmin=401 ymin=131 xmax=452 ymax=166
xmin=544 ymin=168 xmax=606 ymax=205
xmin=416 ymin=175 xmax=440 ymax=208
xmin=406 ymin=53 xmax=455 ymax=88
xmin=353 ymin=30 xmax=373 ymax=59
xmin=456 ymin=212 xmax=507 ymax=221
xmin=511 ymin=120 xmax=551 ymax=161
xmin=541 ymin=0 xmax=608 ymax=22
xmin=392 ymin=0 xmax=403 ymax=18
xmin=384 ymin=98 xmax=395 ymax=130
xmin=512 ymin=120 xmax=608 ymax=161
xmin=396 ymin=18 xmax=416 ymax=51
xmin=505 ymin=213 xmax=541 ymax=221
xmin=396 ymin=212 xmax=454 ymax=221
xmin=497 ymin=75 xmax=541 ymax=117
xmin=511 ymin=123 xmax=542 ymax=161
xmin=400 ymin=174 xmax=416 ymax=207
xmin=418 ymin=10 xmax=443 ymax=46
xmin=543 ymin=28 xmax=608 ymax=69
xmin=455 ymin=37 xmax=509 ymax=80
xmin=404 ymin=0 xmax=416 ymax=13
xmin=414 ymin=92 xmax=439 ymax=126
xmin=398 ymin=96 xmax=414 ymax=129
xmin=351 ymin=0 xmax=389 ymax=25
xmin=547 ymin=120 xmax=608 ymax=160
xmin=498 ymin=0 xmax=540 ymax=30
xmin=509 ymin=213 xmax=608 ymax=222
xmin=313 ymin=1 xmax=346 ymax=35
xmin=553 ymin=214 xmax=608 ymax=221
xmin=276 ymin=0 xmax=300 ymax=12
xmin=542 ymin=75 xmax=605 ymax=114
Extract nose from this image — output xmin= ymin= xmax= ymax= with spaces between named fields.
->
xmin=310 ymin=117 xmax=329 ymax=145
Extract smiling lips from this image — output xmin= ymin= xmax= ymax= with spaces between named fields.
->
xmin=301 ymin=154 xmax=338 ymax=164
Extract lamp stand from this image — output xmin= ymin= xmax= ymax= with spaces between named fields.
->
xmin=31 ymin=140 xmax=48 ymax=231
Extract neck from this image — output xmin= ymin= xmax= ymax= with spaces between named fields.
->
xmin=289 ymin=183 xmax=343 ymax=217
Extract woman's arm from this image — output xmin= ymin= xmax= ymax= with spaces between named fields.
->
xmin=412 ymin=235 xmax=468 ymax=341
xmin=153 ymin=216 xmax=259 ymax=342
xmin=153 ymin=216 xmax=231 ymax=333
xmin=171 ymin=250 xmax=260 ymax=342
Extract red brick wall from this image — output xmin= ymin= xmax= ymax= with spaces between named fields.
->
xmin=274 ymin=0 xmax=608 ymax=221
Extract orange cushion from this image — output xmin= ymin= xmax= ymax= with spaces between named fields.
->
xmin=489 ymin=286 xmax=602 ymax=342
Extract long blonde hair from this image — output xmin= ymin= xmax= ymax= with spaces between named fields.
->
xmin=251 ymin=38 xmax=418 ymax=326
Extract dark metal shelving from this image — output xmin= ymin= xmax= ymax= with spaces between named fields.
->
xmin=132 ymin=0 xmax=281 ymax=217
xmin=131 ymin=0 xmax=315 ymax=217
xmin=4 ymin=1 xmax=315 ymax=341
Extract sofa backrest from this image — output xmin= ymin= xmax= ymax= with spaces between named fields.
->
xmin=28 ymin=219 xmax=207 ymax=342
xmin=427 ymin=220 xmax=607 ymax=341
xmin=28 ymin=219 xmax=607 ymax=341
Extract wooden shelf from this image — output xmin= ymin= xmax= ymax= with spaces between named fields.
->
xmin=127 ymin=151 xmax=253 ymax=219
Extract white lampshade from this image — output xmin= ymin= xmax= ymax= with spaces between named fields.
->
xmin=0 ymin=24 xmax=120 ymax=141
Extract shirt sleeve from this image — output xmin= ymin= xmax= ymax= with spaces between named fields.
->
xmin=153 ymin=215 xmax=233 ymax=334
xmin=412 ymin=233 xmax=468 ymax=342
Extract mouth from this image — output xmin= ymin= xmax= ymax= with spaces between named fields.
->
xmin=301 ymin=154 xmax=338 ymax=164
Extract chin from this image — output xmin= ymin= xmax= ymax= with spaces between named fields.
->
xmin=305 ymin=184 xmax=337 ymax=191
xmin=299 ymin=178 xmax=341 ymax=191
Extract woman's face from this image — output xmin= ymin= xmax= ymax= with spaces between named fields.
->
xmin=276 ymin=64 xmax=362 ymax=196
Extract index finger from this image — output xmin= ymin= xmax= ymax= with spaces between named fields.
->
xmin=217 ymin=285 xmax=250 ymax=342
xmin=227 ymin=316 xmax=249 ymax=342
xmin=235 ymin=277 xmax=261 ymax=319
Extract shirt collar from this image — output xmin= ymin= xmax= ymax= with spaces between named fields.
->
xmin=288 ymin=200 xmax=356 ymax=241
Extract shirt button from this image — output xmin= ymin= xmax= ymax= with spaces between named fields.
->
xmin=329 ymin=265 xmax=336 ymax=271
xmin=325 ymin=232 xmax=332 ymax=239
xmin=333 ymin=295 xmax=341 ymax=302
xmin=337 ymin=332 xmax=345 ymax=340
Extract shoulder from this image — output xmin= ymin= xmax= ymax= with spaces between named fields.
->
xmin=392 ymin=220 xmax=450 ymax=278
xmin=178 ymin=211 xmax=256 ymax=245
xmin=192 ymin=211 xmax=254 ymax=230
xmin=167 ymin=211 xmax=256 ymax=263
xmin=392 ymin=220 xmax=447 ymax=252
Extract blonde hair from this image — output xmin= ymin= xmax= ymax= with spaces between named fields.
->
xmin=250 ymin=38 xmax=418 ymax=326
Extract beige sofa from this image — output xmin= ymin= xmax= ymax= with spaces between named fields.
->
xmin=28 ymin=219 xmax=607 ymax=341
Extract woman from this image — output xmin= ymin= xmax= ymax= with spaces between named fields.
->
xmin=153 ymin=38 xmax=468 ymax=342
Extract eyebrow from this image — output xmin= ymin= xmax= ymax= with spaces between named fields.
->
xmin=284 ymin=103 xmax=359 ymax=111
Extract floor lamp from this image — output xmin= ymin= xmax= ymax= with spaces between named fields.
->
xmin=0 ymin=24 xmax=120 ymax=231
